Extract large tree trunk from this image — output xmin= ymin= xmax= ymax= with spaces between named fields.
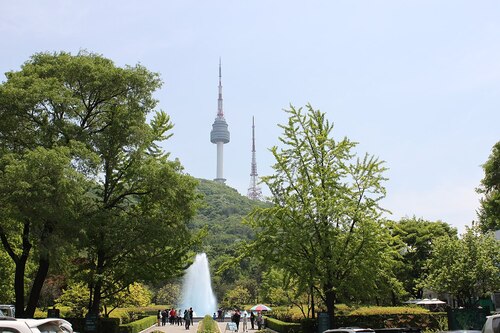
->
xmin=391 ymin=290 xmax=397 ymax=306
xmin=90 ymin=280 xmax=102 ymax=315
xmin=10 ymin=221 xmax=32 ymax=318
xmin=324 ymin=284 xmax=336 ymax=329
xmin=89 ymin=250 xmax=105 ymax=315
xmin=310 ymin=283 xmax=315 ymax=319
xmin=25 ymin=255 xmax=50 ymax=317
xmin=14 ymin=256 xmax=28 ymax=318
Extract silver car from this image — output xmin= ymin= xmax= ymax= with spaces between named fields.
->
xmin=0 ymin=317 xmax=73 ymax=333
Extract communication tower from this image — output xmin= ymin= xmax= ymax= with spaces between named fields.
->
xmin=247 ymin=116 xmax=262 ymax=200
xmin=210 ymin=59 xmax=230 ymax=183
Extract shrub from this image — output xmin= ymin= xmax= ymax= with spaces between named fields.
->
xmin=335 ymin=313 xmax=447 ymax=330
xmin=266 ymin=316 xmax=301 ymax=333
xmin=349 ymin=307 xmax=430 ymax=316
xmin=198 ymin=315 xmax=220 ymax=333
xmin=119 ymin=315 xmax=156 ymax=333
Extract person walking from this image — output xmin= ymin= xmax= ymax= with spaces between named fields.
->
xmin=257 ymin=312 xmax=263 ymax=330
xmin=184 ymin=309 xmax=190 ymax=329
xmin=177 ymin=309 xmax=183 ymax=326
xmin=234 ymin=310 xmax=241 ymax=332
xmin=157 ymin=310 xmax=162 ymax=327
xmin=189 ymin=307 xmax=194 ymax=326
xmin=250 ymin=311 xmax=255 ymax=330
xmin=162 ymin=309 xmax=168 ymax=326
xmin=242 ymin=312 xmax=248 ymax=332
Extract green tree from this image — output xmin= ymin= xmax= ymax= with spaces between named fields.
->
xmin=221 ymin=285 xmax=251 ymax=309
xmin=423 ymin=227 xmax=500 ymax=307
xmin=390 ymin=217 xmax=457 ymax=299
xmin=477 ymin=141 xmax=500 ymax=232
xmin=0 ymin=249 xmax=15 ymax=303
xmin=246 ymin=105 xmax=395 ymax=327
xmin=0 ymin=146 xmax=87 ymax=317
xmin=56 ymin=283 xmax=89 ymax=317
xmin=0 ymin=51 xmax=200 ymax=316
xmin=154 ymin=281 xmax=181 ymax=306
xmin=260 ymin=268 xmax=317 ymax=318
xmin=101 ymin=282 xmax=152 ymax=316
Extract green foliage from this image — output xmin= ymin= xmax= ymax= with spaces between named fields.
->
xmin=335 ymin=312 xmax=447 ymax=330
xmin=448 ymin=308 xmax=489 ymax=330
xmin=0 ymin=249 xmax=15 ymax=303
xmin=477 ymin=141 xmax=500 ymax=232
xmin=260 ymin=269 xmax=318 ymax=318
xmin=266 ymin=316 xmax=301 ymax=333
xmin=101 ymin=283 xmax=152 ymax=317
xmin=153 ymin=281 xmax=181 ymax=306
xmin=118 ymin=315 xmax=156 ymax=333
xmin=198 ymin=315 xmax=220 ymax=333
xmin=390 ymin=217 xmax=457 ymax=300
xmin=246 ymin=105 xmax=395 ymax=326
xmin=221 ymin=285 xmax=251 ymax=309
xmin=190 ymin=179 xmax=267 ymax=303
xmin=0 ymin=51 xmax=201 ymax=315
xmin=0 ymin=145 xmax=88 ymax=316
xmin=349 ymin=306 xmax=430 ymax=315
xmin=56 ymin=283 xmax=88 ymax=317
xmin=423 ymin=226 xmax=500 ymax=307
xmin=57 ymin=282 xmax=152 ymax=318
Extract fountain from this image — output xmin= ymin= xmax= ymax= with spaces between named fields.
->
xmin=179 ymin=253 xmax=217 ymax=317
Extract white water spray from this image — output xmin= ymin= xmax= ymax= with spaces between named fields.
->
xmin=179 ymin=253 xmax=217 ymax=316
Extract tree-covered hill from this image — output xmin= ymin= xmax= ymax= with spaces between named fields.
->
xmin=189 ymin=179 xmax=268 ymax=302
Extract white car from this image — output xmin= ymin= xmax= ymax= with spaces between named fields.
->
xmin=481 ymin=314 xmax=500 ymax=333
xmin=323 ymin=328 xmax=375 ymax=333
xmin=0 ymin=317 xmax=73 ymax=333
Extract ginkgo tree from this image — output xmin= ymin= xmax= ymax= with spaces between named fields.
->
xmin=245 ymin=105 xmax=398 ymax=328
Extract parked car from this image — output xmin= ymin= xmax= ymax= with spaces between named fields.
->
xmin=439 ymin=331 xmax=481 ymax=333
xmin=481 ymin=313 xmax=500 ymax=333
xmin=0 ymin=317 xmax=73 ymax=333
xmin=0 ymin=305 xmax=15 ymax=317
xmin=324 ymin=328 xmax=375 ymax=333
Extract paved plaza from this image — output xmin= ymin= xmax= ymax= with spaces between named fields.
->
xmin=141 ymin=319 xmax=258 ymax=333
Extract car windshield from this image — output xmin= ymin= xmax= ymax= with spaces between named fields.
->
xmin=37 ymin=322 xmax=66 ymax=333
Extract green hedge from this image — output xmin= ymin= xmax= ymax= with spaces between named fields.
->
xmin=119 ymin=315 xmax=157 ymax=333
xmin=198 ymin=315 xmax=220 ymax=333
xmin=269 ymin=312 xmax=447 ymax=333
xmin=266 ymin=316 xmax=302 ymax=333
xmin=335 ymin=313 xmax=447 ymax=330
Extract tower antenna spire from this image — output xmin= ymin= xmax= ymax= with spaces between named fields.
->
xmin=211 ymin=59 xmax=230 ymax=183
xmin=247 ymin=116 xmax=262 ymax=200
xmin=217 ymin=58 xmax=223 ymax=118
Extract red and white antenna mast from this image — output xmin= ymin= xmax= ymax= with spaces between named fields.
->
xmin=247 ymin=116 xmax=262 ymax=200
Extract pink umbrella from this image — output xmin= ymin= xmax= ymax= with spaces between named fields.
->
xmin=250 ymin=304 xmax=272 ymax=311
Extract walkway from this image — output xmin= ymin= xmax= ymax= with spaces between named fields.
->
xmin=141 ymin=319 xmax=258 ymax=333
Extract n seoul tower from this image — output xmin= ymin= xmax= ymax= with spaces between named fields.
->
xmin=210 ymin=59 xmax=230 ymax=183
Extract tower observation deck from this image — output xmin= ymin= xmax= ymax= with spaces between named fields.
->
xmin=210 ymin=59 xmax=230 ymax=183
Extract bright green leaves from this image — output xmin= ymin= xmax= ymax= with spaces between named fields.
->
xmin=423 ymin=227 xmax=500 ymax=307
xmin=477 ymin=141 xmax=500 ymax=232
xmin=246 ymin=104 xmax=393 ymax=324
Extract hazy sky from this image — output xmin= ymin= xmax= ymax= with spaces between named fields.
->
xmin=1 ymin=1 xmax=499 ymax=234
